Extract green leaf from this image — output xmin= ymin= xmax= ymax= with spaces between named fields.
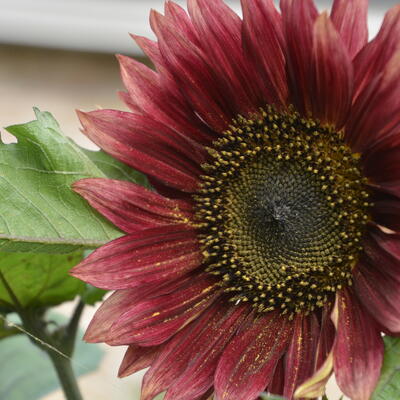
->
xmin=0 ymin=252 xmax=85 ymax=309
xmin=81 ymin=284 xmax=108 ymax=306
xmin=372 ymin=336 xmax=400 ymax=400
xmin=0 ymin=312 xmax=104 ymax=400
xmin=82 ymin=147 xmax=149 ymax=187
xmin=0 ymin=108 xmax=142 ymax=253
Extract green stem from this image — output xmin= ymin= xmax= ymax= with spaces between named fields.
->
xmin=62 ymin=300 xmax=85 ymax=356
xmin=47 ymin=351 xmax=83 ymax=400
xmin=23 ymin=311 xmax=84 ymax=400
xmin=0 ymin=271 xmax=84 ymax=400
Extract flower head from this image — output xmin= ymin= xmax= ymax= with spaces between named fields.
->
xmin=71 ymin=1 xmax=400 ymax=399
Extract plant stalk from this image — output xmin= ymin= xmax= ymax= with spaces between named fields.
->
xmin=47 ymin=350 xmax=83 ymax=400
xmin=0 ymin=270 xmax=84 ymax=400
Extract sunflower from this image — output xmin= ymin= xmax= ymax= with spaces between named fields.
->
xmin=71 ymin=1 xmax=400 ymax=399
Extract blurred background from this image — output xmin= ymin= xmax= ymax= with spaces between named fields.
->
xmin=0 ymin=0 xmax=398 ymax=399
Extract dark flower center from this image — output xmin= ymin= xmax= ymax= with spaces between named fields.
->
xmin=194 ymin=106 xmax=371 ymax=315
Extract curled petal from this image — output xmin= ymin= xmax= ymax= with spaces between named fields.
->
xmin=293 ymin=304 xmax=335 ymax=399
xmin=294 ymin=352 xmax=333 ymax=399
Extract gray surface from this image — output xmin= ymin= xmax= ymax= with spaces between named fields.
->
xmin=0 ymin=0 xmax=398 ymax=54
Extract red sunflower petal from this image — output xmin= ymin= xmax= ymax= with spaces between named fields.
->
xmin=345 ymin=5 xmax=400 ymax=152
xmin=195 ymin=390 xmax=213 ymax=400
xmin=370 ymin=191 xmax=400 ymax=232
xmin=130 ymin=35 xmax=217 ymax=146
xmin=363 ymin=136 xmax=400 ymax=190
xmin=368 ymin=224 xmax=400 ymax=261
xmin=354 ymin=249 xmax=400 ymax=333
xmin=314 ymin=304 xmax=336 ymax=370
xmin=73 ymin=178 xmax=192 ymax=233
xmin=164 ymin=1 xmax=201 ymax=46
xmin=118 ymin=345 xmax=160 ymax=378
xmin=70 ymin=225 xmax=202 ymax=290
xmin=84 ymin=289 xmax=151 ymax=343
xmin=130 ymin=35 xmax=163 ymax=67
xmin=310 ymin=13 xmax=353 ymax=128
xmin=164 ymin=303 xmax=249 ymax=400
xmin=73 ymin=178 xmax=193 ymax=233
xmin=131 ymin=30 xmax=217 ymax=142
xmin=141 ymin=300 xmax=227 ymax=400
xmin=118 ymin=90 xmax=141 ymax=114
xmin=214 ymin=311 xmax=293 ymax=400
xmin=241 ymin=0 xmax=287 ymax=107
xmin=89 ymin=106 xmax=205 ymax=168
xmin=354 ymin=226 xmax=400 ymax=333
xmin=150 ymin=10 xmax=236 ymax=132
xmin=345 ymin=51 xmax=400 ymax=153
xmin=108 ymin=273 xmax=220 ymax=346
xmin=77 ymin=110 xmax=201 ymax=192
xmin=83 ymin=273 xmax=196 ymax=343
xmin=280 ymin=0 xmax=318 ymax=116
xmin=333 ymin=288 xmax=384 ymax=400
xmin=117 ymin=50 xmax=216 ymax=146
xmin=362 ymin=133 xmax=400 ymax=188
xmin=352 ymin=5 xmax=400 ymax=101
xmin=330 ymin=0 xmax=368 ymax=59
xmin=116 ymin=53 xmax=159 ymax=114
xmin=283 ymin=313 xmax=320 ymax=399
xmin=187 ymin=0 xmax=258 ymax=114
xmin=267 ymin=356 xmax=285 ymax=396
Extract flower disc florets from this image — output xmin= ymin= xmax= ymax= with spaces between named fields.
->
xmin=195 ymin=106 xmax=371 ymax=315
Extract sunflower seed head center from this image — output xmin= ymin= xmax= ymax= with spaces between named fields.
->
xmin=194 ymin=106 xmax=371 ymax=316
